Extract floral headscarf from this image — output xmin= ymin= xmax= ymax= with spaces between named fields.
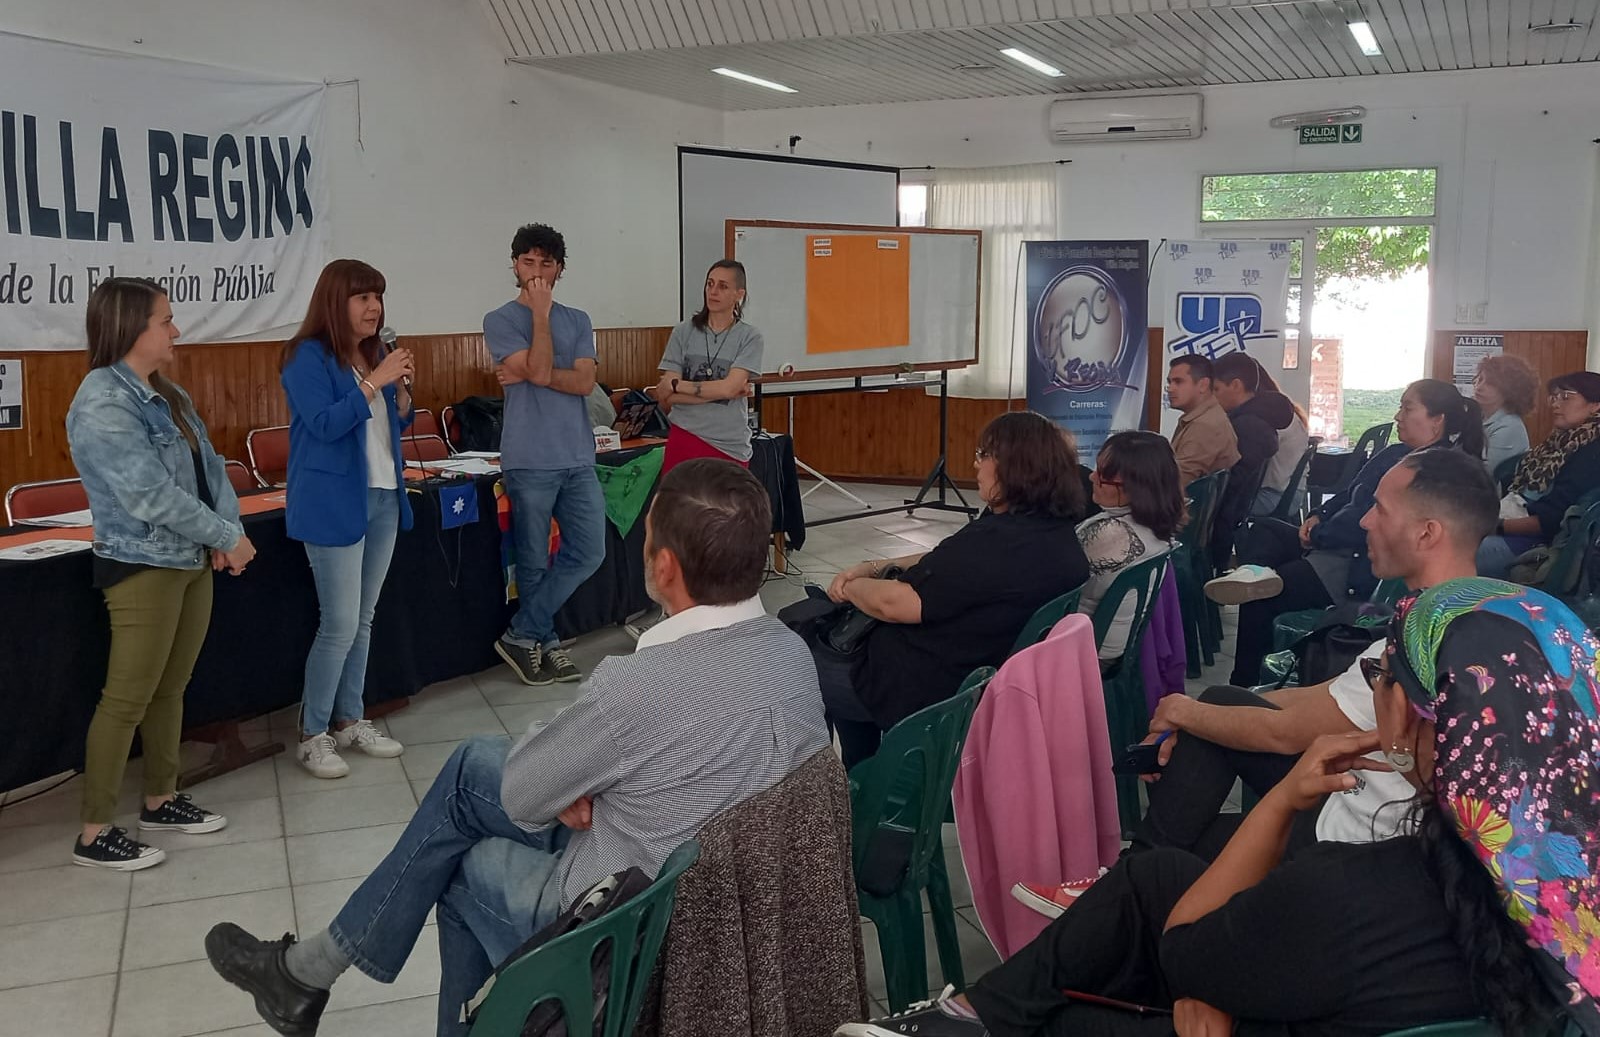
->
xmin=1389 ymin=578 xmax=1599 ymax=1025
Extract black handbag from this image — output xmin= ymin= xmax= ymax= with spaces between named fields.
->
xmin=462 ymin=867 xmax=653 ymax=1037
xmin=776 ymin=569 xmax=905 ymax=657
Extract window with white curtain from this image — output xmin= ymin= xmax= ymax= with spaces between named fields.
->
xmin=929 ymin=163 xmax=1058 ymax=399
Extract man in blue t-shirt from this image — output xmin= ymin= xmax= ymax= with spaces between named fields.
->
xmin=483 ymin=223 xmax=606 ymax=685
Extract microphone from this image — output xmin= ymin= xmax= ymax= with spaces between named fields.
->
xmin=378 ymin=326 xmax=411 ymax=390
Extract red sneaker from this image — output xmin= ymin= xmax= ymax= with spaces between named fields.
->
xmin=1010 ymin=870 xmax=1107 ymax=918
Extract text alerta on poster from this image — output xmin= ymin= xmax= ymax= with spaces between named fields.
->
xmin=1 ymin=112 xmax=315 ymax=245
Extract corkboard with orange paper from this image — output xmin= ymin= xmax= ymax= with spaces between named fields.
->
xmin=726 ymin=220 xmax=981 ymax=382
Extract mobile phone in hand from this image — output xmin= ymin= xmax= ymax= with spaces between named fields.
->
xmin=1111 ymin=732 xmax=1171 ymax=775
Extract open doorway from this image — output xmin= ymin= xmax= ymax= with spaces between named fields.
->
xmin=1309 ymin=224 xmax=1432 ymax=444
xmin=1201 ymin=169 xmax=1437 ymax=445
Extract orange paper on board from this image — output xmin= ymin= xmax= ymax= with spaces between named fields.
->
xmin=805 ymin=234 xmax=911 ymax=354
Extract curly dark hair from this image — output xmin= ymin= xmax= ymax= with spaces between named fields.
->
xmin=977 ymin=411 xmax=1086 ymax=521
xmin=510 ymin=223 xmax=566 ymax=264
xmin=1475 ymin=354 xmax=1539 ymax=416
xmin=1414 ymin=805 xmax=1561 ymax=1035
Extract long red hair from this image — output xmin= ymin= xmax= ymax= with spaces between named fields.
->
xmin=280 ymin=259 xmax=386 ymax=371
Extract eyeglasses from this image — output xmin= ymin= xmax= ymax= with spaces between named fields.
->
xmin=1550 ymin=389 xmax=1583 ymax=403
xmin=1090 ymin=470 xmax=1122 ymax=486
xmin=1358 ymin=655 xmax=1391 ymax=689
xmin=974 ymin=449 xmax=993 ymax=463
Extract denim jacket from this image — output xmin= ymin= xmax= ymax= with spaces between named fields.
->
xmin=66 ymin=362 xmax=243 ymax=569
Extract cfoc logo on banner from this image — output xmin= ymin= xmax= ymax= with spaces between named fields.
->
xmin=0 ymin=31 xmax=330 ymax=349
xmin=1160 ymin=240 xmax=1291 ymax=362
xmin=1024 ymin=240 xmax=1149 ymax=461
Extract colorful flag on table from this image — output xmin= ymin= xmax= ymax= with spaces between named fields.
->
xmin=494 ymin=479 xmax=560 ymax=604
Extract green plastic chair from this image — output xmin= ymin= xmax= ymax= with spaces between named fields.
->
xmin=1309 ymin=422 xmax=1393 ymax=504
xmin=1008 ymin=584 xmax=1086 ymax=658
xmin=1267 ymin=438 xmax=1322 ymax=524
xmin=1173 ymin=470 xmax=1229 ymax=676
xmin=1382 ymin=1024 xmax=1498 ymax=1036
xmin=849 ymin=669 xmax=990 ymax=1012
xmin=1263 ymin=578 xmax=1409 ymax=686
xmin=466 ymin=840 xmax=701 ymax=1037
xmin=1088 ymin=552 xmax=1173 ymax=833
xmin=1493 ymin=451 xmax=1525 ymax=494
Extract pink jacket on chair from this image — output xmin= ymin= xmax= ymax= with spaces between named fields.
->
xmin=951 ymin=613 xmax=1123 ymax=959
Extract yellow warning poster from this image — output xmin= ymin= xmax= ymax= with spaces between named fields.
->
xmin=804 ymin=234 xmax=911 ymax=354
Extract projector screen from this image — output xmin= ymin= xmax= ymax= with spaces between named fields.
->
xmin=678 ymin=147 xmax=898 ymax=320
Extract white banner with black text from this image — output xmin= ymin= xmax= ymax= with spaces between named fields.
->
xmin=1158 ymin=240 xmax=1292 ymax=365
xmin=0 ymin=31 xmax=330 ymax=349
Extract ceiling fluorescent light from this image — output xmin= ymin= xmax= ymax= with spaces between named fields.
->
xmin=1000 ymin=47 xmax=1064 ymax=77
xmin=1347 ymin=21 xmax=1382 ymax=57
xmin=1529 ymin=21 xmax=1585 ymax=34
xmin=1268 ymin=106 xmax=1367 ymax=129
xmin=711 ymin=67 xmax=796 ymax=93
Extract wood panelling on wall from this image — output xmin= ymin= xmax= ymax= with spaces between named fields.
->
xmin=9 ymin=325 xmax=1582 ymax=498
xmin=0 ymin=327 xmax=672 ymax=495
xmin=1427 ymin=330 xmax=1589 ymax=447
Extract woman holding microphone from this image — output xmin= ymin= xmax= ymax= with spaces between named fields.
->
xmin=281 ymin=260 xmax=412 ymax=779
xmin=66 ymin=277 xmax=253 ymax=870
xmin=654 ymin=259 xmax=763 ymax=471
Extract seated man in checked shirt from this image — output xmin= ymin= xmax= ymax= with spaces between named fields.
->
xmin=205 ymin=458 xmax=830 ymax=1037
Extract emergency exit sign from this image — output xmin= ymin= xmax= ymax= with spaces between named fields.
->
xmin=1299 ymin=123 xmax=1363 ymax=145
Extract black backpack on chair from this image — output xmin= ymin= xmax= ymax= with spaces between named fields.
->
xmin=452 ymin=396 xmax=505 ymax=452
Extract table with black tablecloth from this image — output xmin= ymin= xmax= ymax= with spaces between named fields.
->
xmin=0 ymin=438 xmax=803 ymax=792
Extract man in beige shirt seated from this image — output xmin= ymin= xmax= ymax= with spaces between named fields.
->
xmin=1167 ymin=354 xmax=1240 ymax=485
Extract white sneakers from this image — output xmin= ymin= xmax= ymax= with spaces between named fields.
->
xmin=299 ymin=721 xmax=406 ymax=779
xmin=298 ymin=733 xmax=350 ymax=779
xmin=334 ymin=719 xmax=405 ymax=759
xmin=1203 ymin=564 xmax=1284 ymax=605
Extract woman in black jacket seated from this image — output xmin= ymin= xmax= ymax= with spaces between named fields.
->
xmin=819 ymin=411 xmax=1090 ymax=767
xmin=838 ymin=578 xmax=1596 ymax=1037
xmin=1206 ymin=378 xmax=1483 ymax=686
xmin=1476 ymin=370 xmax=1600 ymax=579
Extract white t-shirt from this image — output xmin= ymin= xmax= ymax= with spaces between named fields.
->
xmin=364 ymin=388 xmax=397 ymax=490
xmin=1314 ymin=641 xmax=1419 ymax=843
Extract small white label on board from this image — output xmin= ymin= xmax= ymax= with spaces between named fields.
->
xmin=813 ymin=238 xmax=831 ymax=246
xmin=813 ymin=248 xmax=832 ymax=257
xmin=877 ymin=239 xmax=900 ymax=249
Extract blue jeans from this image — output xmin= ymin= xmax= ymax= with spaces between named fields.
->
xmin=301 ymin=487 xmax=401 ymax=736
xmin=1476 ymin=533 xmax=1540 ymax=579
xmin=325 ymin=736 xmax=567 ymax=1037
xmin=502 ymin=467 xmax=606 ymax=649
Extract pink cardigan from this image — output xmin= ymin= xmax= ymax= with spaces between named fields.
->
xmin=951 ymin=614 xmax=1123 ymax=959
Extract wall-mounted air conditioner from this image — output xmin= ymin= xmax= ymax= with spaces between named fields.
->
xmin=1048 ymin=93 xmax=1203 ymax=144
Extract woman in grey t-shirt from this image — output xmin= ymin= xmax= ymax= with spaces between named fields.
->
xmin=655 ymin=260 xmax=764 ymax=471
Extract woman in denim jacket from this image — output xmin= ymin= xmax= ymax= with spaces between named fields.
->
xmin=65 ymin=277 xmax=256 ymax=871
xmin=280 ymin=260 xmax=414 ymax=779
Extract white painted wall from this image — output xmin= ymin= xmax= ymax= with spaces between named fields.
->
xmin=726 ymin=64 xmax=1600 ymax=337
xmin=1 ymin=0 xmax=723 ymax=334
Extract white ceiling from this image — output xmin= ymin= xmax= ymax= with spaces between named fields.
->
xmin=485 ymin=0 xmax=1600 ymax=109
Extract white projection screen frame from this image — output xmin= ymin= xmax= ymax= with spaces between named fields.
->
xmin=728 ymin=220 xmax=981 ymax=380
xmin=677 ymin=146 xmax=899 ymax=320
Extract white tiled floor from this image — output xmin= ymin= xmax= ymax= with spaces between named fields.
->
xmin=0 ymin=482 xmax=1008 ymax=1035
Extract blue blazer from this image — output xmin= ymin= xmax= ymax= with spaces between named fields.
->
xmin=281 ymin=338 xmax=414 ymax=546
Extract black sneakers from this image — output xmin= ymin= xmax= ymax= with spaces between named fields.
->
xmin=495 ymin=637 xmax=554 ymax=686
xmin=834 ymin=989 xmax=988 ymax=1036
xmin=543 ymin=645 xmax=582 ymax=683
xmin=205 ymin=923 xmax=330 ymax=1036
xmin=72 ymin=825 xmax=167 ymax=871
xmin=140 ymin=793 xmax=228 ymax=834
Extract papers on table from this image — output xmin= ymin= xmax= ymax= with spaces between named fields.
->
xmin=451 ymin=451 xmax=502 ymax=460
xmin=0 ymin=538 xmax=93 ymax=561
xmin=18 ymin=509 xmax=94 ymax=528
xmin=414 ymin=457 xmax=501 ymax=476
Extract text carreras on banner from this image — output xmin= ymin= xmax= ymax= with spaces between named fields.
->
xmin=1 ymin=113 xmax=315 ymax=244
